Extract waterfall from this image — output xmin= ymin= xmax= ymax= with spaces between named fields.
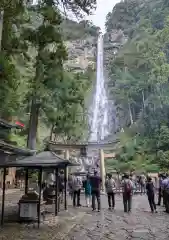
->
xmin=72 ymin=34 xmax=113 ymax=173
xmin=89 ymin=34 xmax=109 ymax=142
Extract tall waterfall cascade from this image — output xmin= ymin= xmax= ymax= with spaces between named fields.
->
xmin=72 ymin=34 xmax=118 ymax=173
xmin=89 ymin=34 xmax=109 ymax=142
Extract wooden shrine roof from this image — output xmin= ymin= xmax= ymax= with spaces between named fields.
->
xmin=48 ymin=139 xmax=119 ymax=150
xmin=0 ymin=150 xmax=79 ymax=168
xmin=0 ymin=119 xmax=22 ymax=129
xmin=0 ymin=140 xmax=35 ymax=156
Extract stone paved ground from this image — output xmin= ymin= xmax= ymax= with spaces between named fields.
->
xmin=65 ymin=195 xmax=169 ymax=240
xmin=0 ymin=192 xmax=169 ymax=239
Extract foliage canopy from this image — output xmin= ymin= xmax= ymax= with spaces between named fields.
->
xmin=105 ymin=0 xmax=169 ymax=172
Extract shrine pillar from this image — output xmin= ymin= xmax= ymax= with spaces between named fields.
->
xmin=64 ymin=149 xmax=70 ymax=179
xmin=99 ymin=148 xmax=105 ymax=192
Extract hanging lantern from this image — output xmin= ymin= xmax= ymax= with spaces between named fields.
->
xmin=15 ymin=121 xmax=25 ymax=128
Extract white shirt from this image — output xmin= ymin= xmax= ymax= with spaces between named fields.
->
xmin=162 ymin=178 xmax=169 ymax=189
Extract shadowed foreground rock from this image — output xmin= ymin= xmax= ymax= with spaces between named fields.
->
xmin=0 ymin=192 xmax=169 ymax=240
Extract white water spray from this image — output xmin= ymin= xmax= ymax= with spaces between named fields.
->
xmin=89 ymin=34 xmax=109 ymax=142
xmin=72 ymin=34 xmax=111 ymax=172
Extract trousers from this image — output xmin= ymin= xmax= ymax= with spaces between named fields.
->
xmin=123 ymin=192 xmax=132 ymax=212
xmin=147 ymin=192 xmax=156 ymax=212
xmin=92 ymin=190 xmax=101 ymax=210
xmin=73 ymin=189 xmax=81 ymax=206
xmin=107 ymin=192 xmax=115 ymax=208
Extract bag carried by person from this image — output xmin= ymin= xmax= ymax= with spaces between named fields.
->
xmin=73 ymin=176 xmax=82 ymax=190
xmin=124 ymin=180 xmax=132 ymax=193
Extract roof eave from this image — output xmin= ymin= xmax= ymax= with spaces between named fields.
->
xmin=0 ymin=140 xmax=36 ymax=156
xmin=0 ymin=119 xmax=23 ymax=129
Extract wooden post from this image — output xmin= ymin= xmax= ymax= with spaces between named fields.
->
xmin=64 ymin=150 xmax=69 ymax=178
xmin=55 ymin=168 xmax=58 ymax=216
xmin=64 ymin=166 xmax=67 ymax=210
xmin=1 ymin=167 xmax=6 ymax=226
xmin=25 ymin=168 xmax=29 ymax=194
xmin=37 ymin=168 xmax=42 ymax=228
xmin=99 ymin=149 xmax=105 ymax=192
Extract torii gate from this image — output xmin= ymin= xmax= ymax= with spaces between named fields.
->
xmin=48 ymin=140 xmax=118 ymax=192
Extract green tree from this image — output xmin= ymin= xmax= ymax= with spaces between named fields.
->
xmin=0 ymin=0 xmax=29 ymax=119
xmin=0 ymin=0 xmax=97 ymax=149
xmin=23 ymin=2 xmax=67 ymax=149
xmin=105 ymin=0 xmax=169 ymax=171
xmin=25 ymin=0 xmax=97 ymax=149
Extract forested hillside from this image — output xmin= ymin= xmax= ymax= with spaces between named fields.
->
xmin=105 ymin=0 xmax=169 ymax=172
xmin=0 ymin=0 xmax=97 ymax=150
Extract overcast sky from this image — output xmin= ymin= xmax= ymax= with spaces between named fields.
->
xmin=87 ymin=0 xmax=120 ymax=32
xmin=33 ymin=0 xmax=120 ymax=32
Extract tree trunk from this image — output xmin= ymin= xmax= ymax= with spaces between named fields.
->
xmin=142 ymin=90 xmax=145 ymax=109
xmin=0 ymin=10 xmax=4 ymax=51
xmin=27 ymin=47 xmax=42 ymax=150
xmin=54 ymin=134 xmax=57 ymax=142
xmin=128 ymin=101 xmax=133 ymax=125
xmin=50 ymin=125 xmax=54 ymax=141
xmin=27 ymin=97 xmax=40 ymax=150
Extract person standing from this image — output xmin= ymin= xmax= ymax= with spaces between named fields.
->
xmin=140 ymin=173 xmax=146 ymax=194
xmin=83 ymin=174 xmax=92 ymax=207
xmin=157 ymin=173 xmax=163 ymax=206
xmin=121 ymin=173 xmax=133 ymax=213
xmin=105 ymin=173 xmax=116 ymax=210
xmin=165 ymin=174 xmax=169 ymax=213
xmin=146 ymin=177 xmax=157 ymax=213
xmin=162 ymin=174 xmax=169 ymax=212
xmin=90 ymin=170 xmax=102 ymax=212
xmin=72 ymin=175 xmax=82 ymax=207
xmin=130 ymin=173 xmax=137 ymax=194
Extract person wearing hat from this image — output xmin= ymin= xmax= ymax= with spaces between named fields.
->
xmin=146 ymin=176 xmax=157 ymax=213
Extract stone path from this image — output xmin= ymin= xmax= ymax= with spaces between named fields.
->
xmin=65 ymin=195 xmax=169 ymax=240
xmin=0 ymin=193 xmax=169 ymax=239
xmin=0 ymin=189 xmax=21 ymax=195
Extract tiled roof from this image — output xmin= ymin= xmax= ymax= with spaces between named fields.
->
xmin=0 ymin=119 xmax=23 ymax=129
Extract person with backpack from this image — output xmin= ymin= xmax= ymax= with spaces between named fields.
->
xmin=146 ymin=176 xmax=157 ymax=213
xmin=105 ymin=173 xmax=116 ymax=210
xmin=72 ymin=175 xmax=82 ymax=207
xmin=121 ymin=173 xmax=133 ymax=212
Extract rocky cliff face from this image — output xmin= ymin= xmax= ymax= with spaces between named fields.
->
xmin=104 ymin=29 xmax=127 ymax=67
xmin=30 ymin=12 xmax=98 ymax=71
xmin=103 ymin=27 xmax=129 ymax=136
xmin=62 ymin=19 xmax=98 ymax=71
xmin=65 ymin=36 xmax=97 ymax=71
xmin=103 ymin=0 xmax=143 ymax=130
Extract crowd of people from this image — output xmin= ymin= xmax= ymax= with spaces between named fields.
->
xmin=68 ymin=171 xmax=102 ymax=211
xmin=68 ymin=171 xmax=169 ymax=213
